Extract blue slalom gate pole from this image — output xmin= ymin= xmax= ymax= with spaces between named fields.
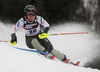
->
xmin=12 ymin=46 xmax=51 ymax=55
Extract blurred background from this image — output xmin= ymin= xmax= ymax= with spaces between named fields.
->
xmin=0 ymin=0 xmax=100 ymax=32
xmin=0 ymin=0 xmax=100 ymax=70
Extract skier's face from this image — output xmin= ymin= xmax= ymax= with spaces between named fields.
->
xmin=27 ymin=11 xmax=35 ymax=19
xmin=27 ymin=14 xmax=34 ymax=19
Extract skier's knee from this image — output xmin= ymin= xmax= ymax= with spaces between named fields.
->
xmin=62 ymin=55 xmax=67 ymax=61
xmin=31 ymin=38 xmax=45 ymax=52
xmin=51 ymin=49 xmax=66 ymax=61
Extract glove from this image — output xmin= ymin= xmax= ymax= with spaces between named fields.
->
xmin=10 ymin=33 xmax=17 ymax=45
xmin=38 ymin=33 xmax=50 ymax=39
xmin=38 ymin=27 xmax=49 ymax=39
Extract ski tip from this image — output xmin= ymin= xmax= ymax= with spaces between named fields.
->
xmin=76 ymin=61 xmax=80 ymax=66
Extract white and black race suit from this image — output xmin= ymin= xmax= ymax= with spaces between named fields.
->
xmin=11 ymin=16 xmax=54 ymax=53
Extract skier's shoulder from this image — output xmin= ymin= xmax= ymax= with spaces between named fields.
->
xmin=35 ymin=15 xmax=42 ymax=18
xmin=16 ymin=17 xmax=24 ymax=26
xmin=35 ymin=15 xmax=43 ymax=20
xmin=35 ymin=15 xmax=45 ymax=23
xmin=17 ymin=17 xmax=24 ymax=22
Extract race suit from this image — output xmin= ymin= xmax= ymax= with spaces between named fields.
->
xmin=11 ymin=15 xmax=53 ymax=52
xmin=11 ymin=15 xmax=66 ymax=61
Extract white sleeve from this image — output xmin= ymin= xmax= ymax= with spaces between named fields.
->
xmin=37 ymin=16 xmax=50 ymax=28
xmin=11 ymin=18 xmax=24 ymax=34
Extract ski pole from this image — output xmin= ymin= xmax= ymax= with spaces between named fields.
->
xmin=48 ymin=32 xmax=88 ymax=36
xmin=39 ymin=32 xmax=88 ymax=39
xmin=0 ymin=40 xmax=10 ymax=42
xmin=0 ymin=32 xmax=88 ymax=42
xmin=0 ymin=40 xmax=16 ymax=45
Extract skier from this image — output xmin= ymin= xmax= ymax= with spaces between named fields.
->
xmin=10 ymin=5 xmax=79 ymax=66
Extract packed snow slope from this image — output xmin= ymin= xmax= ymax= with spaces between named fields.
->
xmin=0 ymin=21 xmax=100 ymax=72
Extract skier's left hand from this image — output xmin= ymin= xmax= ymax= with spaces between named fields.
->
xmin=38 ymin=33 xmax=49 ymax=39
xmin=10 ymin=33 xmax=17 ymax=45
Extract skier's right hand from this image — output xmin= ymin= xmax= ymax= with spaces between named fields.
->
xmin=10 ymin=33 xmax=17 ymax=45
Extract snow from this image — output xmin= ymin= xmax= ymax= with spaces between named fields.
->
xmin=0 ymin=44 xmax=99 ymax=72
xmin=0 ymin=21 xmax=100 ymax=72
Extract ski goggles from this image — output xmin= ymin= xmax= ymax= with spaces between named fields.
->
xmin=27 ymin=11 xmax=35 ymax=15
